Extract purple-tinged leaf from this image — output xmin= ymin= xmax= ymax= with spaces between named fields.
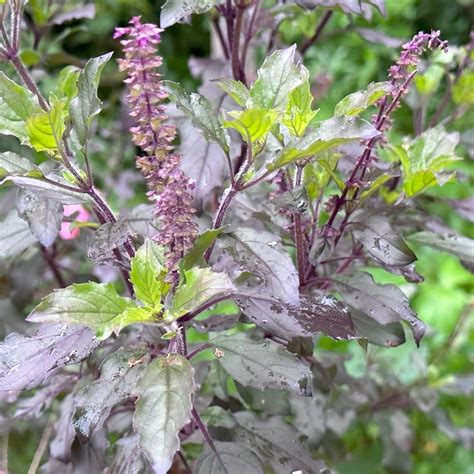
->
xmin=17 ymin=189 xmax=62 ymax=247
xmin=211 ymin=332 xmax=312 ymax=396
xmin=195 ymin=441 xmax=265 ymax=474
xmin=73 ymin=350 xmax=146 ymax=444
xmin=0 ymin=210 xmax=37 ymax=259
xmin=133 ymin=355 xmax=195 ymax=474
xmin=407 ymin=231 xmax=474 ymax=263
xmin=107 ymin=434 xmax=147 ymax=474
xmin=450 ymin=197 xmax=474 ymax=222
xmin=0 ymin=323 xmax=98 ymax=392
xmin=236 ymin=291 xmax=356 ymax=341
xmin=355 ymin=28 xmax=403 ymax=48
xmin=352 ymin=213 xmax=416 ymax=267
xmin=50 ymin=393 xmax=76 ymax=461
xmin=350 ymin=308 xmax=406 ymax=347
xmin=51 ymin=4 xmax=96 ymax=25
xmin=231 ymin=412 xmax=328 ymax=474
xmin=332 ymin=272 xmax=425 ymax=345
xmin=222 ymin=228 xmax=300 ymax=305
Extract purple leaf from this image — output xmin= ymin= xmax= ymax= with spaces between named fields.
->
xmin=0 ymin=323 xmax=98 ymax=391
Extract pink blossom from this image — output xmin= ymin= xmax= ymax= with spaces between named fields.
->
xmin=59 ymin=204 xmax=90 ymax=240
xmin=115 ymin=17 xmax=197 ymax=271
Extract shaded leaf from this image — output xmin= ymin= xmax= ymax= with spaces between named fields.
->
xmin=167 ymin=267 xmax=235 ymax=319
xmin=0 ymin=323 xmax=98 ymax=391
xmin=0 ymin=151 xmax=42 ymax=178
xmin=221 ymin=228 xmax=299 ymax=305
xmin=165 ymin=81 xmax=229 ymax=152
xmin=407 ymin=231 xmax=474 ymax=263
xmin=250 ymin=45 xmax=302 ymax=110
xmin=352 ymin=213 xmax=416 ymax=267
xmin=0 ymin=71 xmax=41 ymax=141
xmin=236 ymin=291 xmax=355 ymax=341
xmin=86 ymin=220 xmax=131 ymax=264
xmin=195 ymin=442 xmax=265 ymax=474
xmin=107 ymin=434 xmax=147 ymax=474
xmin=180 ymin=228 xmax=224 ymax=271
xmin=269 ymin=115 xmax=379 ymax=171
xmin=134 ymin=355 xmax=195 ymax=474
xmin=289 ymin=393 xmax=326 ymax=444
xmin=51 ymin=3 xmax=96 ymax=25
xmin=332 ymin=272 xmax=425 ymax=345
xmin=335 ymin=81 xmax=390 ymax=116
xmin=130 ymin=238 xmax=167 ymax=308
xmin=17 ymin=189 xmax=62 ymax=247
xmin=231 ymin=412 xmax=327 ymax=474
xmin=179 ymin=119 xmax=228 ymax=200
xmin=350 ymin=307 xmax=406 ymax=347
xmin=27 ymin=282 xmax=136 ymax=339
xmin=2 ymin=175 xmax=93 ymax=204
xmin=0 ymin=210 xmax=37 ymax=259
xmin=70 ymin=53 xmax=113 ymax=146
xmin=296 ymin=0 xmax=386 ymax=19
xmin=73 ymin=350 xmax=146 ymax=443
xmin=160 ymin=0 xmax=225 ymax=28
xmin=211 ymin=332 xmax=312 ymax=395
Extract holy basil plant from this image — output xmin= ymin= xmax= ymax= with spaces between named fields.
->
xmin=0 ymin=1 xmax=472 ymax=473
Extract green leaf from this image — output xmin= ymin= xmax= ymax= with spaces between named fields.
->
xmin=282 ymin=66 xmax=318 ymax=136
xmin=27 ymin=282 xmax=137 ymax=339
xmin=167 ymin=267 xmax=235 ymax=319
xmin=130 ymin=239 xmax=167 ymax=308
xmin=70 ymin=53 xmax=112 ymax=146
xmin=134 ymin=355 xmax=195 ymax=474
xmin=0 ymin=152 xmax=42 ymax=179
xmin=195 ymin=442 xmax=265 ymax=474
xmin=335 ymin=81 xmax=390 ymax=116
xmin=452 ymin=71 xmax=474 ymax=105
xmin=269 ymin=115 xmax=379 ymax=171
xmin=17 ymin=189 xmax=62 ymax=247
xmin=1 ymin=175 xmax=93 ymax=204
xmin=26 ymin=96 xmax=66 ymax=152
xmin=224 ymin=108 xmax=278 ymax=143
xmin=180 ymin=228 xmax=224 ymax=271
xmin=211 ymin=332 xmax=312 ymax=395
xmin=56 ymin=66 xmax=80 ymax=105
xmin=407 ymin=231 xmax=474 ymax=263
xmin=0 ymin=210 xmax=37 ymax=259
xmin=250 ymin=45 xmax=302 ymax=110
xmin=73 ymin=350 xmax=146 ymax=443
xmin=160 ymin=0 xmax=224 ymax=28
xmin=165 ymin=81 xmax=229 ymax=152
xmin=414 ymin=63 xmax=445 ymax=96
xmin=386 ymin=125 xmax=462 ymax=197
xmin=0 ymin=72 xmax=42 ymax=141
xmin=214 ymin=78 xmax=250 ymax=107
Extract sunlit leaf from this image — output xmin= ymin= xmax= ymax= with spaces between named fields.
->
xmin=335 ymin=81 xmax=390 ymax=116
xmin=27 ymin=282 xmax=137 ymax=339
xmin=0 ymin=72 xmax=41 ymax=141
xmin=224 ymin=108 xmax=278 ymax=143
xmin=214 ymin=77 xmax=250 ymax=107
xmin=130 ymin=239 xmax=167 ymax=308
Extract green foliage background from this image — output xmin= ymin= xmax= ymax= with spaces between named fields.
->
xmin=1 ymin=0 xmax=473 ymax=472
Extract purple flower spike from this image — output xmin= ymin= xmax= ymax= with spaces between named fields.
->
xmin=115 ymin=17 xmax=197 ymax=271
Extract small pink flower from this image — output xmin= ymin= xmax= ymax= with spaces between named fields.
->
xmin=59 ymin=204 xmax=90 ymax=240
